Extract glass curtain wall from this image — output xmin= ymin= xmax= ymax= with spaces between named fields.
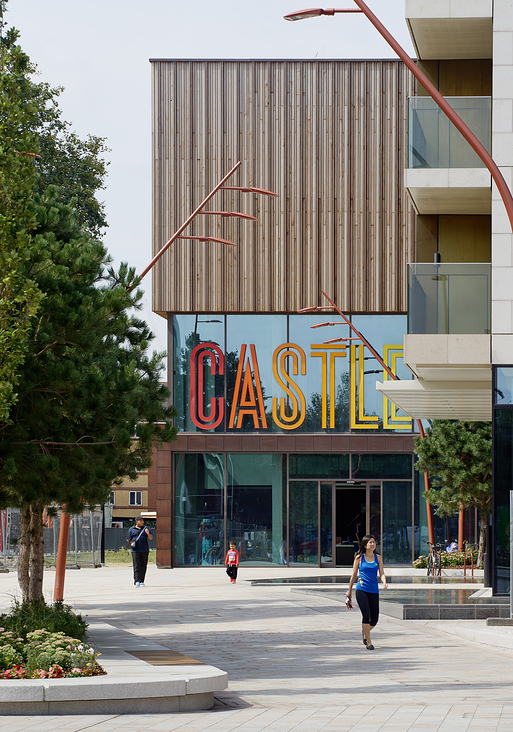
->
xmin=493 ymin=367 xmax=513 ymax=594
xmin=289 ymin=482 xmax=318 ymax=565
xmin=226 ymin=454 xmax=285 ymax=564
xmin=173 ymin=314 xmax=415 ymax=434
xmin=173 ymin=452 xmax=418 ymax=567
xmin=174 ymin=453 xmax=224 ymax=566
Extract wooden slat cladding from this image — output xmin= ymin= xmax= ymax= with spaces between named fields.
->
xmin=151 ymin=60 xmax=415 ymax=315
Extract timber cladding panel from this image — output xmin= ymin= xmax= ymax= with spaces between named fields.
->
xmin=151 ymin=59 xmax=415 ymax=315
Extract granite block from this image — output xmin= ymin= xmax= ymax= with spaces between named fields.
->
xmin=185 ymin=669 xmax=228 ymax=694
xmin=403 ymin=605 xmax=440 ymax=620
xmin=0 ymin=681 xmax=44 ymax=702
xmin=43 ymin=677 xmax=186 ymax=702
xmin=439 ymin=605 xmax=476 ymax=620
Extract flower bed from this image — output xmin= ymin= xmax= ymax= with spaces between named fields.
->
xmin=0 ymin=600 xmax=105 ymax=680
xmin=0 ymin=628 xmax=105 ymax=679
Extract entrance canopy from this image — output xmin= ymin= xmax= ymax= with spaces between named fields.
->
xmin=376 ymin=378 xmax=492 ymax=421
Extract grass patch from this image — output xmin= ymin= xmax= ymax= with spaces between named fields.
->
xmin=104 ymin=549 xmax=156 ymax=565
xmin=43 ymin=549 xmax=157 ymax=567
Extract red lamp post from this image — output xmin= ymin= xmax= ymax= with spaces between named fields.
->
xmin=53 ymin=163 xmax=277 ymax=600
xmin=284 ymin=3 xmax=513 ymax=230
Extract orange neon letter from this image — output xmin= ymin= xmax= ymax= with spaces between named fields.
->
xmin=272 ymin=344 xmax=306 ymax=430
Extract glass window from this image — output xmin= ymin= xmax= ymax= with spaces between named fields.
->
xmin=289 ymin=481 xmax=318 ymax=565
xmin=173 ymin=315 xmax=225 ymax=432
xmin=174 ymin=453 xmax=224 ymax=566
xmin=351 ymin=454 xmax=412 ymax=480
xmin=129 ymin=491 xmax=142 ymax=506
xmin=226 ymin=315 xmax=287 ymax=432
xmin=289 ymin=315 xmax=350 ymax=432
xmin=382 ymin=481 xmax=412 ymax=564
xmin=289 ymin=454 xmax=349 ymax=479
xmin=494 ymin=409 xmax=513 ymax=594
xmin=495 ymin=367 xmax=513 ymax=406
xmin=351 ymin=315 xmax=412 ymax=432
xmin=226 ymin=454 xmax=285 ymax=565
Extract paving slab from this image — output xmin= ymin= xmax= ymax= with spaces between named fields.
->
xmin=0 ymin=565 xmax=511 ymax=729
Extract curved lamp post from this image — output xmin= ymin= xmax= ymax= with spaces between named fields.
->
xmin=285 ymin=3 xmax=513 ymax=229
xmin=54 ymin=164 xmax=278 ymax=600
xmin=284 ymin=3 xmax=513 ymax=549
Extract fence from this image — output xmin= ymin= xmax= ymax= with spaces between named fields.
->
xmin=0 ymin=509 xmax=157 ymax=568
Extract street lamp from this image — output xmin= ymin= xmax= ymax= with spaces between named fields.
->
xmin=284 ymin=2 xmax=513 ymax=231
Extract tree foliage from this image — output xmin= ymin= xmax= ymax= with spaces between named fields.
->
xmin=0 ymin=5 xmax=176 ymax=600
xmin=0 ymin=189 xmax=177 ymax=600
xmin=414 ymin=420 xmax=492 ymax=563
xmin=0 ymin=20 xmax=43 ymax=420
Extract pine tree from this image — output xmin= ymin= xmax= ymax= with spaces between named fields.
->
xmin=0 ymin=190 xmax=177 ymax=601
xmin=0 ymin=6 xmax=177 ymax=600
xmin=0 ymin=14 xmax=45 ymax=420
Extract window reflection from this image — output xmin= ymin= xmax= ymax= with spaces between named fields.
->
xmin=172 ymin=314 xmax=411 ymax=433
xmin=174 ymin=453 xmax=224 ymax=566
xmin=289 ymin=315 xmax=350 ymax=432
xmin=226 ymin=315 xmax=287 ymax=432
xmin=352 ymin=315 xmax=412 ymax=432
xmin=226 ymin=454 xmax=285 ymax=564
xmin=173 ymin=315 xmax=225 ymax=432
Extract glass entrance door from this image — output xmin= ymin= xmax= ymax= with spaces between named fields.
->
xmin=332 ymin=481 xmax=382 ymax=566
xmin=288 ymin=480 xmax=382 ymax=567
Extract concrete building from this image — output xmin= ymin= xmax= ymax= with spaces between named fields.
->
xmin=376 ymin=0 xmax=511 ymax=594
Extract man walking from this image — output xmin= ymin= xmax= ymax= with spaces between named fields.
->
xmin=127 ymin=515 xmax=153 ymax=587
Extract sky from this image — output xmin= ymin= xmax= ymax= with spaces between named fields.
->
xmin=5 ymin=0 xmax=414 ymax=366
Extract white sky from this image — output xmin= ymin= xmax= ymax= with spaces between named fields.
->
xmin=5 ymin=0 xmax=414 ymax=363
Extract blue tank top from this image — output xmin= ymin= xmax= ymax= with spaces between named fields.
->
xmin=356 ymin=553 xmax=379 ymax=594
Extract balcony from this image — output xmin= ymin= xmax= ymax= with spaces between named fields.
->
xmin=405 ymin=0 xmax=492 ymax=61
xmin=407 ymin=262 xmax=491 ymax=335
xmin=375 ymin=263 xmax=492 ymax=420
xmin=405 ymin=97 xmax=491 ymax=214
xmin=409 ymin=97 xmax=491 ymax=170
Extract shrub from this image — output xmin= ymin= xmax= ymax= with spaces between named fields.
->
xmin=25 ymin=630 xmax=97 ymax=671
xmin=0 ymin=644 xmax=24 ymax=671
xmin=413 ymin=549 xmax=479 ymax=569
xmin=0 ymin=600 xmax=87 ymax=641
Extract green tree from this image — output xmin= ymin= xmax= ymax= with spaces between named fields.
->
xmin=0 ymin=190 xmax=177 ymax=601
xmin=36 ymin=123 xmax=109 ymax=237
xmin=0 ymin=2 xmax=110 ymax=426
xmin=0 ymin=16 xmax=44 ymax=421
xmin=414 ymin=420 xmax=492 ymax=566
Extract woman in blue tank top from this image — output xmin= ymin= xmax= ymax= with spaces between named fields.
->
xmin=345 ymin=534 xmax=387 ymax=650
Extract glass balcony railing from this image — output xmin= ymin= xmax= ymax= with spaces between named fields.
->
xmin=408 ymin=96 xmax=491 ymax=169
xmin=407 ymin=263 xmax=491 ymax=335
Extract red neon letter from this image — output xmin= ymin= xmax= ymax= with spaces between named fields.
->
xmin=190 ymin=343 xmax=224 ymax=429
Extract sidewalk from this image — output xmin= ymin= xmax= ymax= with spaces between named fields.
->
xmin=0 ymin=564 xmax=512 ymax=731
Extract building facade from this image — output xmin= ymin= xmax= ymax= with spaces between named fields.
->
xmin=375 ymin=1 xmax=512 ymax=594
xmin=150 ymin=58 xmax=440 ymax=569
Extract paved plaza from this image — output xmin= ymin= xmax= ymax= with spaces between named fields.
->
xmin=0 ymin=565 xmax=512 ymax=731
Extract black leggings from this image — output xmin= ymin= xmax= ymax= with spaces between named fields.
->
xmin=355 ymin=589 xmax=379 ymax=627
